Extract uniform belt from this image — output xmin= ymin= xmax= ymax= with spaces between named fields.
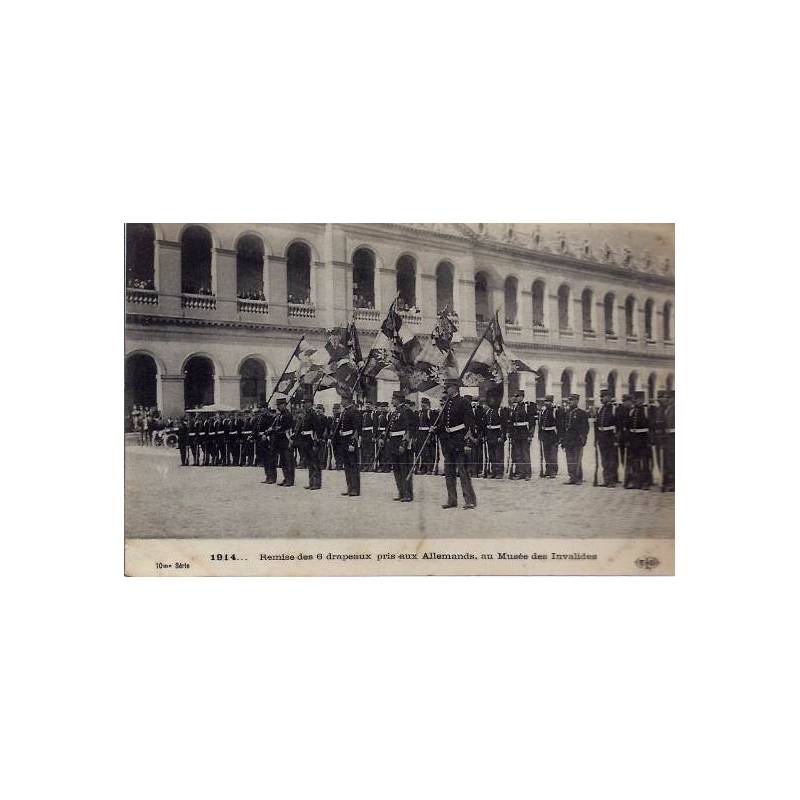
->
xmin=513 ymin=422 xmax=529 ymax=427
xmin=188 ymin=432 xmax=195 ymax=436
xmin=541 ymin=426 xmax=557 ymax=431
xmin=244 ymin=430 xmax=252 ymax=434
xmin=390 ymin=430 xmax=406 ymax=437
xmin=598 ymin=426 xmax=616 ymax=431
xmin=418 ymin=426 xmax=430 ymax=431
xmin=339 ymin=429 xmax=354 ymax=436
xmin=630 ymin=428 xmax=648 ymax=434
xmin=486 ymin=424 xmax=501 ymax=430
xmin=667 ymin=428 xmax=675 ymax=434
xmin=378 ymin=427 xmax=386 ymax=432
xmin=446 ymin=423 xmax=465 ymax=433
xmin=301 ymin=430 xmax=314 ymax=436
xmin=362 ymin=426 xmax=373 ymax=431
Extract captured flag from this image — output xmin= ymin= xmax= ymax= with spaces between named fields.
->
xmin=318 ymin=322 xmax=363 ymax=396
xmin=403 ymin=306 xmax=460 ymax=392
xmin=461 ymin=312 xmax=539 ymax=386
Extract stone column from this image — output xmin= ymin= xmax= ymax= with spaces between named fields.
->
xmin=160 ymin=374 xmax=185 ymax=418
xmin=155 ymin=240 xmax=182 ymax=315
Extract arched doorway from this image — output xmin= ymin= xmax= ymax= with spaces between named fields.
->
xmin=532 ymin=280 xmax=546 ymax=329
xmin=436 ymin=261 xmax=454 ymax=312
xmin=584 ymin=370 xmax=596 ymax=404
xmin=560 ymin=369 xmax=573 ymax=399
xmin=287 ymin=242 xmax=312 ymax=304
xmin=666 ymin=373 xmax=674 ymax=391
xmin=125 ymin=224 xmax=155 ymax=289
xmin=607 ymin=370 xmax=618 ymax=399
xmin=236 ymin=235 xmax=265 ymax=299
xmin=396 ymin=255 xmax=416 ymax=310
xmin=504 ymin=276 xmax=518 ymax=325
xmin=352 ymin=248 xmax=376 ymax=309
xmin=475 ymin=272 xmax=490 ymax=325
xmin=239 ymin=358 xmax=267 ymax=408
xmin=184 ymin=356 xmax=215 ymax=409
xmin=628 ymin=370 xmax=639 ymax=397
xmin=181 ymin=226 xmax=213 ymax=294
xmin=535 ymin=367 xmax=548 ymax=400
xmin=125 ymin=353 xmax=158 ymax=417
xmin=648 ymin=372 xmax=657 ymax=401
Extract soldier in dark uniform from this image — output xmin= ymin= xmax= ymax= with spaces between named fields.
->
xmin=274 ymin=398 xmax=296 ymax=487
xmin=212 ymin=412 xmax=224 ymax=465
xmin=359 ymin=400 xmax=376 ymax=472
xmin=375 ymin=402 xmax=390 ymax=472
xmin=241 ymin=411 xmax=255 ymax=466
xmin=616 ymin=394 xmax=633 ymax=480
xmin=652 ymin=390 xmax=669 ymax=484
xmin=220 ymin=412 xmax=231 ymax=465
xmin=187 ymin=413 xmax=199 ymax=465
xmin=177 ymin=416 xmax=189 ymax=466
xmin=561 ymin=393 xmax=589 ymax=485
xmin=228 ymin=411 xmax=241 ymax=466
xmin=298 ymin=392 xmax=325 ymax=489
xmin=435 ymin=378 xmax=477 ymax=509
xmin=509 ymin=390 xmax=535 ymax=480
xmin=337 ymin=393 xmax=362 ymax=496
xmin=330 ymin=403 xmax=344 ymax=470
xmin=257 ymin=406 xmax=278 ymax=484
xmin=482 ymin=385 xmax=507 ymax=478
xmin=415 ymin=397 xmax=436 ymax=474
xmin=594 ymin=389 xmax=620 ymax=486
xmin=200 ymin=413 xmax=212 ymax=465
xmin=662 ymin=390 xmax=675 ymax=491
xmin=537 ymin=395 xmax=559 ymax=478
xmin=625 ymin=391 xmax=653 ymax=489
xmin=384 ymin=390 xmax=416 ymax=502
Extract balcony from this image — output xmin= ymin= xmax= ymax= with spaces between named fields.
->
xmin=288 ymin=302 xmax=316 ymax=319
xmin=126 ymin=287 xmax=158 ymax=305
xmin=353 ymin=306 xmax=381 ymax=322
xmin=558 ymin=327 xmax=575 ymax=337
xmin=533 ymin=324 xmax=549 ymax=337
xmin=237 ymin=298 xmax=269 ymax=315
xmin=182 ymin=292 xmax=216 ymax=310
xmin=400 ymin=310 xmax=422 ymax=326
xmin=505 ymin=322 xmax=522 ymax=337
xmin=582 ymin=328 xmax=597 ymax=339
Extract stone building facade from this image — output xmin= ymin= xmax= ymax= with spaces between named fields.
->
xmin=124 ymin=223 xmax=675 ymax=418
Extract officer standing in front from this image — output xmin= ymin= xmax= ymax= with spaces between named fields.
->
xmin=561 ymin=393 xmax=589 ymax=485
xmin=482 ymin=385 xmax=508 ymax=479
xmin=625 ymin=390 xmax=652 ymax=489
xmin=436 ymin=378 xmax=477 ymax=509
xmin=509 ymin=389 xmax=535 ymax=480
xmin=274 ymin=398 xmax=295 ymax=487
xmin=177 ymin=416 xmax=189 ymax=466
xmin=299 ymin=390 xmax=325 ymax=489
xmin=384 ymin=390 xmax=415 ymax=502
xmin=595 ymin=389 xmax=619 ymax=487
xmin=337 ymin=393 xmax=362 ymax=496
xmin=538 ymin=395 xmax=559 ymax=478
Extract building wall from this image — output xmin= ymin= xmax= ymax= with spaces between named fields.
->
xmin=126 ymin=223 xmax=675 ymax=418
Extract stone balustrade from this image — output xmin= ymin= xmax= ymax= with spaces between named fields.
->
xmin=288 ymin=303 xmax=316 ymax=318
xmin=237 ymin=298 xmax=269 ymax=314
xmin=400 ymin=310 xmax=422 ymax=326
xmin=126 ymin=287 xmax=158 ymax=305
xmin=353 ymin=307 xmax=381 ymax=322
xmin=181 ymin=293 xmax=217 ymax=310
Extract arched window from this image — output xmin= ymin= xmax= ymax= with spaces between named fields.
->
xmin=607 ymin=370 xmax=618 ymax=399
xmin=287 ymin=242 xmax=312 ymax=304
xmin=625 ymin=295 xmax=636 ymax=337
xmin=648 ymin=372 xmax=657 ymax=402
xmin=474 ymin=272 xmax=490 ymax=325
xmin=663 ymin=301 xmax=673 ymax=341
xmin=558 ymin=285 xmax=571 ymax=331
xmin=396 ymin=255 xmax=416 ymax=310
xmin=535 ymin=367 xmax=548 ymax=400
xmin=504 ymin=276 xmax=518 ymax=325
xmin=560 ymin=369 xmax=573 ymax=399
xmin=181 ymin=226 xmax=212 ymax=295
xmin=435 ymin=261 xmax=454 ymax=312
xmin=125 ymin=353 xmax=158 ymax=415
xmin=125 ymin=224 xmax=155 ymax=290
xmin=352 ymin=248 xmax=376 ymax=309
xmin=239 ymin=358 xmax=267 ymax=407
xmin=604 ymin=292 xmax=616 ymax=335
xmin=236 ymin=235 xmax=265 ymax=300
xmin=628 ymin=371 xmax=638 ymax=396
xmin=184 ymin=356 xmax=215 ymax=409
xmin=644 ymin=298 xmax=655 ymax=339
xmin=585 ymin=370 xmax=596 ymax=402
xmin=532 ymin=280 xmax=545 ymax=328
xmin=581 ymin=288 xmax=593 ymax=332
xmin=666 ymin=373 xmax=674 ymax=391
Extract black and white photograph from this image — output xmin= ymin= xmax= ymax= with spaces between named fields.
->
xmin=124 ymin=222 xmax=675 ymax=575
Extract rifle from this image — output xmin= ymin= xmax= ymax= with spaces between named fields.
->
xmin=539 ymin=438 xmax=545 ymax=478
xmin=433 ymin=437 xmax=440 ymax=475
xmin=482 ymin=437 xmax=490 ymax=478
xmin=593 ymin=425 xmax=599 ymax=487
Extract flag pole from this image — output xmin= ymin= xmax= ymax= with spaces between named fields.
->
xmin=266 ymin=335 xmax=304 ymax=408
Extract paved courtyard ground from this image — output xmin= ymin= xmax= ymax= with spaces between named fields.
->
xmin=125 ymin=441 xmax=674 ymax=540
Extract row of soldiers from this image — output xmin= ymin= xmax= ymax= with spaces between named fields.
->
xmin=174 ymin=386 xmax=675 ymax=493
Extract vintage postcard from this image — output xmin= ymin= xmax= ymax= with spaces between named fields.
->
xmin=124 ymin=223 xmax=675 ymax=576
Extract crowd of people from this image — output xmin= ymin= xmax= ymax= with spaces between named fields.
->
xmin=287 ymin=293 xmax=313 ymax=305
xmin=237 ymin=288 xmax=266 ymax=301
xmin=163 ymin=384 xmax=675 ymax=509
xmin=126 ymin=276 xmax=155 ymax=290
xmin=128 ymin=406 xmax=178 ymax=445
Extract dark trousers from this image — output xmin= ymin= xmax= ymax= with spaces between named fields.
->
xmin=178 ymin=442 xmax=188 ymax=465
xmin=360 ymin=436 xmax=374 ymax=471
xmin=418 ymin=437 xmax=436 ymax=473
xmin=599 ymin=442 xmax=619 ymax=485
xmin=625 ymin=435 xmax=651 ymax=488
xmin=486 ymin=438 xmax=504 ymax=478
xmin=662 ymin=437 xmax=674 ymax=490
xmin=189 ymin=437 xmax=198 ymax=465
xmin=262 ymin=444 xmax=277 ymax=483
xmin=541 ymin=440 xmax=558 ymax=476
xmin=389 ymin=442 xmax=413 ymax=500
xmin=441 ymin=436 xmax=476 ymax=506
xmin=277 ymin=443 xmax=295 ymax=485
xmin=342 ymin=444 xmax=361 ymax=495
xmin=565 ymin=445 xmax=584 ymax=483
xmin=300 ymin=441 xmax=322 ymax=488
xmin=511 ymin=436 xmax=532 ymax=479
xmin=229 ymin=438 xmax=239 ymax=466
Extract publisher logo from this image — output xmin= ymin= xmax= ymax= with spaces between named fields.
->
xmin=635 ymin=555 xmax=660 ymax=570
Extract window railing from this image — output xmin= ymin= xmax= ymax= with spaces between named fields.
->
xmin=400 ymin=310 xmax=422 ymax=326
xmin=505 ymin=322 xmax=521 ymax=336
xmin=238 ymin=298 xmax=269 ymax=314
xmin=126 ymin=287 xmax=159 ymax=305
xmin=353 ymin=307 xmax=381 ymax=322
xmin=288 ymin=302 xmax=316 ymax=318
xmin=182 ymin=293 xmax=217 ymax=310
